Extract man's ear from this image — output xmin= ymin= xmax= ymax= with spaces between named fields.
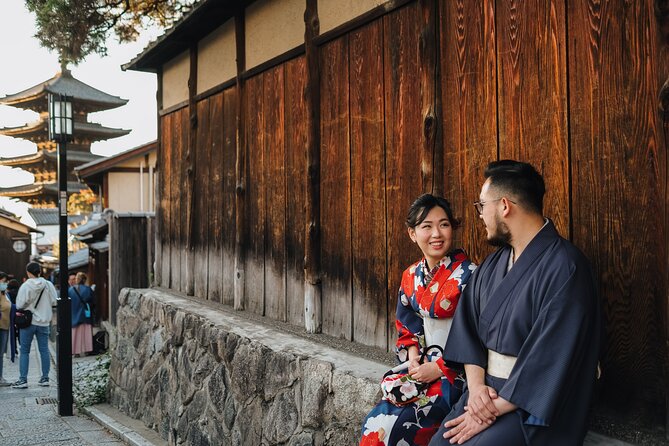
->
xmin=501 ymin=197 xmax=513 ymax=217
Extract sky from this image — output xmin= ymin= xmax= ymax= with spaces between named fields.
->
xmin=0 ymin=0 xmax=163 ymax=224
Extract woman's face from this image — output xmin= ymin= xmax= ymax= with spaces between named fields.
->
xmin=408 ymin=206 xmax=453 ymax=268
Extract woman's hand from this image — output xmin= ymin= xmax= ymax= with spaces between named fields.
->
xmin=408 ymin=361 xmax=442 ymax=383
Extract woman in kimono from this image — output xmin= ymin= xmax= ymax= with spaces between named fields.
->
xmin=360 ymin=194 xmax=476 ymax=446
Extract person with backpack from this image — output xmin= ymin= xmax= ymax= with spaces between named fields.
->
xmin=12 ymin=262 xmax=58 ymax=389
xmin=69 ymin=272 xmax=94 ymax=357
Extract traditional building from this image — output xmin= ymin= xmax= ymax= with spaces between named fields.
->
xmin=0 ymin=69 xmax=130 ymax=207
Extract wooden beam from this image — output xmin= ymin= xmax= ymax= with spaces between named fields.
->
xmin=418 ymin=0 xmax=439 ymax=194
xmin=234 ymin=9 xmax=246 ymax=311
xmin=304 ymin=0 xmax=321 ymax=333
xmin=154 ymin=66 xmax=162 ymax=287
xmin=185 ymin=43 xmax=198 ymax=296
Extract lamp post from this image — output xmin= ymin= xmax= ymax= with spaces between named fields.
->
xmin=49 ymin=93 xmax=73 ymax=416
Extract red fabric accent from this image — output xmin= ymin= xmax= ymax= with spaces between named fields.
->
xmin=436 ymin=357 xmax=457 ymax=384
xmin=395 ymin=319 xmax=420 ymax=351
xmin=359 ymin=431 xmax=385 ymax=446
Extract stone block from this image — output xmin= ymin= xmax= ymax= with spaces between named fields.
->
xmin=264 ymin=388 xmax=299 ymax=444
xmin=301 ymin=359 xmax=333 ymax=428
xmin=263 ymin=351 xmax=300 ymax=401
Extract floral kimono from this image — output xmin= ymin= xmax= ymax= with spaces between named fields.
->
xmin=360 ymin=249 xmax=476 ymax=446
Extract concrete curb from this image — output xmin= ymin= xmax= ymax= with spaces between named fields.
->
xmin=83 ymin=405 xmax=160 ymax=446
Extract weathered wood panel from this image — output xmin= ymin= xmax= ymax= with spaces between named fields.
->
xmin=110 ymin=215 xmax=152 ymax=325
xmin=194 ymin=98 xmax=211 ymax=300
xmin=181 ymin=102 xmax=193 ymax=294
xmin=349 ymin=20 xmax=387 ymax=349
xmin=170 ymin=110 xmax=183 ymax=291
xmin=159 ymin=113 xmax=172 ymax=287
xmin=569 ymin=0 xmax=666 ymax=426
xmin=263 ymin=65 xmax=287 ymax=321
xmin=222 ymin=87 xmax=237 ymax=306
xmin=208 ymin=92 xmax=224 ymax=303
xmin=244 ymin=74 xmax=265 ymax=315
xmin=284 ymin=56 xmax=307 ymax=327
xmin=439 ymin=0 xmax=497 ymax=263
xmin=320 ymin=37 xmax=352 ymax=340
xmin=496 ymin=0 xmax=569 ymax=236
xmin=383 ymin=3 xmax=423 ymax=336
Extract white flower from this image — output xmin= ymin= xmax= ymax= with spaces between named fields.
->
xmin=363 ymin=413 xmax=399 ymax=437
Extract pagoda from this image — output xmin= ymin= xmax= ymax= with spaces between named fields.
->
xmin=0 ymin=69 xmax=130 ymax=207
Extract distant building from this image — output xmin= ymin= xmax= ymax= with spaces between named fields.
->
xmin=0 ymin=208 xmax=41 ymax=279
xmin=75 ymin=140 xmax=157 ymax=213
xmin=0 ymin=69 xmax=130 ymax=207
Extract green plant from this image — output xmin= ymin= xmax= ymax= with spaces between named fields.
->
xmin=72 ymin=352 xmax=111 ymax=409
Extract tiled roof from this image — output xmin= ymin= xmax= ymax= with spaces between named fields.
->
xmin=68 ymin=247 xmax=89 ymax=270
xmin=124 ymin=0 xmax=255 ymax=72
xmin=27 ymin=208 xmax=87 ymax=226
xmin=0 ymin=118 xmax=130 ymax=141
xmin=0 ymin=149 xmax=102 ymax=167
xmin=0 ymin=70 xmax=127 ymax=113
xmin=75 ymin=140 xmax=157 ymax=179
xmin=0 ymin=181 xmax=87 ymax=198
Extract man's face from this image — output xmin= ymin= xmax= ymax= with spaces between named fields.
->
xmin=68 ymin=274 xmax=76 ymax=286
xmin=479 ymin=179 xmax=511 ymax=247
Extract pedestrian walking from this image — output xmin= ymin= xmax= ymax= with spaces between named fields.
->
xmin=69 ymin=272 xmax=94 ymax=356
xmin=0 ymin=271 xmax=15 ymax=386
xmin=12 ymin=262 xmax=58 ymax=389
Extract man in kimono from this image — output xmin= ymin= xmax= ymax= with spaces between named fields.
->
xmin=429 ymin=160 xmax=601 ymax=445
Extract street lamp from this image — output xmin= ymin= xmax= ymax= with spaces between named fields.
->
xmin=48 ymin=93 xmax=73 ymax=416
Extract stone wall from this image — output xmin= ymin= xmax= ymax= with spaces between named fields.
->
xmin=108 ymin=288 xmax=388 ymax=445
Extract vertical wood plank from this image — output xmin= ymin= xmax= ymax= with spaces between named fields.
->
xmin=170 ymin=110 xmax=182 ymax=291
xmin=384 ymin=3 xmax=423 ymax=342
xmin=208 ymin=92 xmax=224 ymax=303
xmin=350 ymin=20 xmax=388 ymax=349
xmin=418 ymin=0 xmax=439 ymax=194
xmin=194 ymin=98 xmax=211 ymax=300
xmin=180 ymin=107 xmax=190 ymax=294
xmin=185 ymin=44 xmax=198 ymax=296
xmin=284 ymin=56 xmax=307 ymax=327
xmin=496 ymin=0 xmax=569 ymax=236
xmin=234 ymin=10 xmax=247 ymax=311
xmin=263 ymin=65 xmax=287 ymax=321
xmin=244 ymin=74 xmax=265 ymax=315
xmin=304 ymin=0 xmax=322 ymax=333
xmin=223 ymin=87 xmax=238 ymax=306
xmin=159 ymin=113 xmax=172 ymax=287
xmin=569 ymin=0 xmax=666 ymax=426
xmin=320 ymin=37 xmax=352 ymax=340
xmin=154 ymin=68 xmax=163 ymax=287
xmin=440 ymin=0 xmax=498 ymax=264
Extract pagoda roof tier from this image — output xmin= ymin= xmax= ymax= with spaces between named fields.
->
xmin=0 ymin=149 xmax=101 ymax=168
xmin=0 ymin=118 xmax=130 ymax=143
xmin=0 ymin=70 xmax=128 ymax=113
xmin=0 ymin=180 xmax=87 ymax=200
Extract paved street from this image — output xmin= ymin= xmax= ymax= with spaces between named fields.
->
xmin=0 ymin=337 xmax=123 ymax=446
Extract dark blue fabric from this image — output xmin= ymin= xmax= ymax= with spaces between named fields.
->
xmin=443 ymin=220 xmax=601 ymax=445
xmin=69 ymin=285 xmax=94 ymax=326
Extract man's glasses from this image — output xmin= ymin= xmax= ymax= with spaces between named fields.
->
xmin=473 ymin=198 xmax=516 ymax=215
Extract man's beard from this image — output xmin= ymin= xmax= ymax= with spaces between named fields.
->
xmin=487 ymin=215 xmax=511 ymax=247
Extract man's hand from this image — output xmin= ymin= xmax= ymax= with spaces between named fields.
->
xmin=443 ymin=411 xmax=491 ymax=444
xmin=408 ymin=361 xmax=442 ymax=383
xmin=465 ymin=384 xmax=499 ymax=424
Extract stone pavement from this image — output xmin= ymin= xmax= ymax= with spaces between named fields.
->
xmin=0 ymin=336 xmax=123 ymax=446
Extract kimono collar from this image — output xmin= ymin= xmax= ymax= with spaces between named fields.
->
xmin=507 ymin=218 xmax=550 ymax=272
xmin=420 ymin=249 xmax=465 ymax=282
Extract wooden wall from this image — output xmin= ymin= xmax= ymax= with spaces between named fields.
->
xmin=155 ymin=0 xmax=668 ymax=430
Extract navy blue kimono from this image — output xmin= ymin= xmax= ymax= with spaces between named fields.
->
xmin=430 ymin=220 xmax=601 ymax=446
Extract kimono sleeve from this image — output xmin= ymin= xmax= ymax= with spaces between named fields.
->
xmin=443 ymin=267 xmax=487 ymax=371
xmin=395 ymin=284 xmax=423 ymax=362
xmin=498 ymin=263 xmax=600 ymax=426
